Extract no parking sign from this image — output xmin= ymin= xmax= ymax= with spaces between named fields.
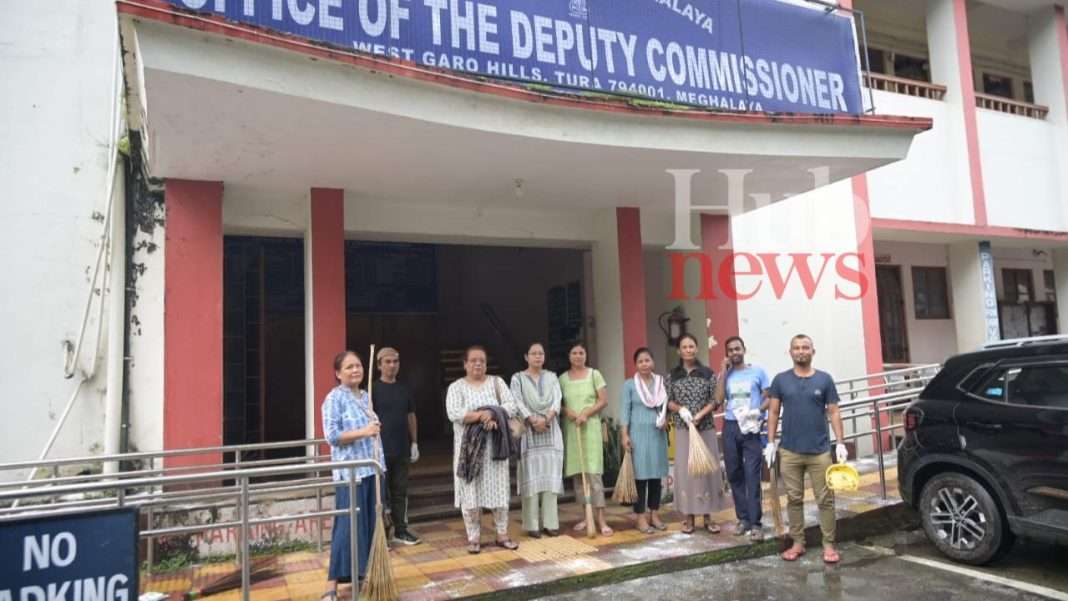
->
xmin=0 ymin=508 xmax=139 ymax=601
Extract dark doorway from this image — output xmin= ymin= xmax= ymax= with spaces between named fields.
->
xmin=345 ymin=241 xmax=587 ymax=447
xmin=876 ymin=265 xmax=910 ymax=364
xmin=223 ymin=236 xmax=306 ymax=461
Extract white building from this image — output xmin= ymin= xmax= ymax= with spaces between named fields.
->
xmin=2 ymin=0 xmax=1066 ymax=475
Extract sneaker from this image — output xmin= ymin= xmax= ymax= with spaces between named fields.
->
xmin=392 ymin=530 xmax=421 ymax=546
xmin=732 ymin=522 xmax=751 ymax=536
xmin=749 ymin=527 xmax=764 ymax=542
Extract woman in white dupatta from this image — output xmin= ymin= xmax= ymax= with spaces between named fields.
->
xmin=619 ymin=347 xmax=670 ymax=533
xmin=509 ymin=342 xmax=564 ymax=538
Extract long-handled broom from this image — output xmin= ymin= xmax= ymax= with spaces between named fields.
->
xmin=685 ymin=418 xmax=718 ymax=476
xmin=574 ymin=423 xmax=597 ymax=539
xmin=768 ymin=450 xmax=790 ymax=551
xmin=362 ymin=344 xmax=399 ymax=601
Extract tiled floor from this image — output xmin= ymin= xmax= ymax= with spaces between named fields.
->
xmin=143 ymin=466 xmax=899 ymax=600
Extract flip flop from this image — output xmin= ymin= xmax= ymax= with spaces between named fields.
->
xmin=681 ymin=522 xmax=695 ymax=535
xmin=705 ymin=522 xmax=721 ymax=534
xmin=319 ymin=591 xmax=337 ymax=601
xmin=781 ymin=547 xmax=806 ymax=561
xmin=496 ymin=538 xmax=519 ymax=550
xmin=573 ymin=521 xmax=587 ymax=533
xmin=823 ymin=548 xmax=841 ymax=564
xmin=650 ymin=521 xmax=667 ymax=531
xmin=599 ymin=525 xmax=614 ymax=537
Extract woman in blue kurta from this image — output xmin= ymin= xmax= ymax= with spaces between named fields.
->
xmin=620 ymin=347 xmax=670 ymax=533
xmin=321 ymin=350 xmax=385 ymax=601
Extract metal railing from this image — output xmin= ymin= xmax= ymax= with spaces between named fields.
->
xmin=0 ymin=455 xmax=381 ymax=601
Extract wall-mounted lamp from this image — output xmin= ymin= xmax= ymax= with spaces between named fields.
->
xmin=658 ymin=306 xmax=690 ymax=347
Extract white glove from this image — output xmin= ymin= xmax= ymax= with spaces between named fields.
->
xmin=835 ymin=443 xmax=848 ymax=464
xmin=763 ymin=442 xmax=778 ymax=467
xmin=410 ymin=442 xmax=420 ymax=463
xmin=679 ymin=407 xmax=694 ymax=424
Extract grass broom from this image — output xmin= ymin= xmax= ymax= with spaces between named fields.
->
xmin=685 ymin=420 xmax=718 ymax=476
xmin=611 ymin=448 xmax=637 ymax=504
xmin=182 ymin=557 xmax=280 ymax=599
xmin=574 ymin=423 xmax=597 ymax=539
xmin=362 ymin=344 xmax=399 ymax=601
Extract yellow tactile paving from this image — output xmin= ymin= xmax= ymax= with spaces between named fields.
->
xmin=200 ymin=590 xmax=241 ymax=601
xmin=284 ymin=581 xmax=325 ymax=601
xmin=513 ymin=535 xmax=596 ymax=563
xmin=396 ymin=574 xmax=433 ymax=591
xmin=142 ymin=577 xmax=192 ymax=593
xmin=285 ymin=569 xmax=328 ymax=586
xmin=247 ymin=585 xmax=292 ymax=601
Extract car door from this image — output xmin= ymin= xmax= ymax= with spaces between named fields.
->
xmin=956 ymin=357 xmax=1068 ymax=519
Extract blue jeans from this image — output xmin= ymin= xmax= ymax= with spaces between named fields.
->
xmin=329 ymin=477 xmax=376 ymax=582
xmin=723 ymin=420 xmax=764 ymax=528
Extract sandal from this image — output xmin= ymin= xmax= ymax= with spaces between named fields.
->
xmin=681 ymin=521 xmax=695 ymax=535
xmin=823 ymin=548 xmax=841 ymax=564
xmin=781 ymin=546 xmax=806 ymax=561
xmin=651 ymin=521 xmax=667 ymax=531
xmin=599 ymin=525 xmax=614 ymax=537
xmin=496 ymin=538 xmax=519 ymax=550
xmin=467 ymin=542 xmax=481 ymax=554
xmin=705 ymin=521 xmax=721 ymax=534
xmin=319 ymin=591 xmax=337 ymax=601
xmin=572 ymin=521 xmax=587 ymax=533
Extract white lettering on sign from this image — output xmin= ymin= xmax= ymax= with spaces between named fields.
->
xmin=22 ymin=533 xmax=76 ymax=572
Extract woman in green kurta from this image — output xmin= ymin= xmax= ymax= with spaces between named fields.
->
xmin=559 ymin=343 xmax=612 ymax=536
xmin=620 ymin=347 xmax=670 ymax=534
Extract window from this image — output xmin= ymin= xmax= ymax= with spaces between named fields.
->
xmin=1006 ymin=365 xmax=1068 ymax=409
xmin=1002 ymin=268 xmax=1034 ymax=304
xmin=1024 ymin=81 xmax=1035 ymax=104
xmin=912 ymin=266 xmax=950 ymax=319
xmin=1044 ymin=270 xmax=1057 ymax=303
xmin=982 ymin=73 xmax=1015 ymax=99
xmin=893 ymin=53 xmax=930 ymax=82
xmin=866 ymin=47 xmax=888 ymax=74
xmin=972 ymin=368 xmax=1019 ymax=403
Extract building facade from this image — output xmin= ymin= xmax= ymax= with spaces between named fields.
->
xmin=2 ymin=0 xmax=1067 ymax=476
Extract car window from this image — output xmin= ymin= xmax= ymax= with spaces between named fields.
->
xmin=971 ymin=368 xmax=1019 ymax=403
xmin=1006 ymin=365 xmax=1068 ymax=410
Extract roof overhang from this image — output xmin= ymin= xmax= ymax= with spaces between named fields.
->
xmin=118 ymin=1 xmax=932 ymax=212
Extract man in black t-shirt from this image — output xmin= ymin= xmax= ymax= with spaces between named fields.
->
xmin=375 ymin=347 xmax=421 ymax=545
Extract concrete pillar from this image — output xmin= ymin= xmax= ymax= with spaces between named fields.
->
xmin=927 ymin=0 xmax=988 ymax=226
xmin=590 ymin=208 xmax=626 ymax=419
xmin=1055 ymin=249 xmax=1068 ymax=334
xmin=949 ymin=241 xmax=1000 ymax=352
xmin=617 ymin=208 xmax=647 ymax=376
xmin=164 ymin=179 xmax=223 ymax=467
xmin=701 ymin=214 xmax=738 ymax=361
xmin=1028 ymin=6 xmax=1068 ymax=227
xmin=305 ymin=188 xmax=346 ymax=452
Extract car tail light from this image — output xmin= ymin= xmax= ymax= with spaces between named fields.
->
xmin=904 ymin=408 xmax=922 ymax=432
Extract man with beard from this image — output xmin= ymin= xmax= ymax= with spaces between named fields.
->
xmin=765 ymin=334 xmax=847 ymax=564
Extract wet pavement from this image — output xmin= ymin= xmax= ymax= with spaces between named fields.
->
xmin=542 ymin=533 xmax=1068 ymax=601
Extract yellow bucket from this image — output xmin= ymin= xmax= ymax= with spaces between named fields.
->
xmin=825 ymin=464 xmax=860 ymax=492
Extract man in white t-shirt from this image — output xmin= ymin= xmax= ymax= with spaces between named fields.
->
xmin=714 ymin=336 xmax=770 ymax=541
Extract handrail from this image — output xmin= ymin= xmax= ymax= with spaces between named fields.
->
xmin=863 ymin=72 xmax=947 ymax=100
xmin=834 ymin=363 xmax=940 ymax=387
xmin=975 ymin=92 xmax=1049 ymax=119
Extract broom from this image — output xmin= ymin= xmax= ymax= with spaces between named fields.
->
xmin=182 ymin=557 xmax=280 ymax=599
xmin=768 ymin=450 xmax=790 ymax=551
xmin=611 ymin=448 xmax=637 ymax=504
xmin=574 ymin=423 xmax=597 ymax=539
xmin=685 ymin=418 xmax=718 ymax=476
xmin=362 ymin=344 xmax=399 ymax=601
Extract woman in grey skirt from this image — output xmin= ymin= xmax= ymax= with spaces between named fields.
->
xmin=668 ymin=334 xmax=729 ymax=534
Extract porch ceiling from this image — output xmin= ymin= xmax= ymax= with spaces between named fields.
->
xmin=124 ymin=17 xmax=929 ymax=212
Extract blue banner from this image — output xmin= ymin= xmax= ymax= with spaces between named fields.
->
xmin=1 ymin=508 xmax=139 ymax=601
xmin=168 ymin=0 xmax=863 ymax=114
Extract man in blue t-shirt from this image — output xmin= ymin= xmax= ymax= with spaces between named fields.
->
xmin=714 ymin=336 xmax=769 ymax=542
xmin=766 ymin=334 xmax=847 ymax=564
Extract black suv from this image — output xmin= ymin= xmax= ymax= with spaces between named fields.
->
xmin=898 ymin=337 xmax=1068 ymax=565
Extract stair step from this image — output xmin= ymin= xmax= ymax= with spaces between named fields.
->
xmin=408 ymin=491 xmax=584 ymax=524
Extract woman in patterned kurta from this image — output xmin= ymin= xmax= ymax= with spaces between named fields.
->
xmin=620 ymin=347 xmax=670 ymax=534
xmin=445 ymin=345 xmax=521 ymax=554
xmin=559 ymin=343 xmax=613 ymax=536
xmin=669 ymin=334 xmax=729 ymax=534
xmin=510 ymin=342 xmax=564 ymax=538
xmin=322 ymin=351 xmax=386 ymax=598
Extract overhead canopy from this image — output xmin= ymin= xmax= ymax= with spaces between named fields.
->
xmin=120 ymin=10 xmax=931 ymax=212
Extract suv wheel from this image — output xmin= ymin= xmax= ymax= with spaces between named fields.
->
xmin=919 ymin=472 xmax=1012 ymax=565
